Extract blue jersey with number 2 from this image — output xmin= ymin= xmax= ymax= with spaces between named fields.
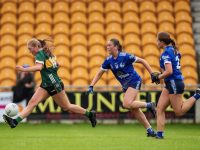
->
xmin=160 ymin=46 xmax=183 ymax=81
xmin=101 ymin=52 xmax=141 ymax=89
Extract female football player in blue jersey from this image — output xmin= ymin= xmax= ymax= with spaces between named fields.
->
xmin=88 ymin=38 xmax=158 ymax=137
xmin=152 ymin=32 xmax=200 ymax=139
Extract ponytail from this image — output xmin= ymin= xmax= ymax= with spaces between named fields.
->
xmin=37 ymin=39 xmax=46 ymax=48
xmin=37 ymin=38 xmax=54 ymax=56
xmin=170 ymin=39 xmax=178 ymax=55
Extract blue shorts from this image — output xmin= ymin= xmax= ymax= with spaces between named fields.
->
xmin=122 ymin=80 xmax=142 ymax=92
xmin=164 ymin=80 xmax=185 ymax=94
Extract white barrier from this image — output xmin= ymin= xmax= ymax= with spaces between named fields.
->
xmin=0 ymin=92 xmax=13 ymax=122
xmin=195 ymin=100 xmax=200 ymax=123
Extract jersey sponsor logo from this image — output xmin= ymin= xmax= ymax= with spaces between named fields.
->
xmin=162 ymin=55 xmax=170 ymax=60
xmin=116 ymin=71 xmax=129 ymax=79
xmin=48 ymin=74 xmax=56 ymax=84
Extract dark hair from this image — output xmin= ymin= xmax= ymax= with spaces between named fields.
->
xmin=157 ymin=32 xmax=178 ymax=54
xmin=110 ymin=38 xmax=123 ymax=52
xmin=37 ymin=38 xmax=53 ymax=56
xmin=37 ymin=39 xmax=46 ymax=48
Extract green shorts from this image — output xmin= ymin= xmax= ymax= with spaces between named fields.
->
xmin=40 ymin=82 xmax=64 ymax=96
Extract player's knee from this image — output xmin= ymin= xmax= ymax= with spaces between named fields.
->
xmin=122 ymin=100 xmax=131 ymax=109
xmin=157 ymin=105 xmax=164 ymax=114
xmin=131 ymin=108 xmax=139 ymax=114
xmin=174 ymin=111 xmax=183 ymax=117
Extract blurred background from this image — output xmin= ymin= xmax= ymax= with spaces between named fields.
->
xmin=0 ymin=0 xmax=200 ymax=123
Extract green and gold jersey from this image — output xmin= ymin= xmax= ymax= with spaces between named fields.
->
xmin=35 ymin=50 xmax=61 ymax=87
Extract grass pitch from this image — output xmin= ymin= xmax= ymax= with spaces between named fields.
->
xmin=0 ymin=123 xmax=200 ymax=150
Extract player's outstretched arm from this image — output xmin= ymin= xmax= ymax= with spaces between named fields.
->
xmin=135 ymin=57 xmax=153 ymax=74
xmin=16 ymin=63 xmax=43 ymax=72
xmin=90 ymin=69 xmax=105 ymax=86
xmin=135 ymin=57 xmax=161 ymax=84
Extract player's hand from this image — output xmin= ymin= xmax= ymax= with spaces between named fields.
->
xmin=151 ymin=72 xmax=161 ymax=84
xmin=87 ymin=86 xmax=94 ymax=94
xmin=16 ymin=65 xmax=24 ymax=71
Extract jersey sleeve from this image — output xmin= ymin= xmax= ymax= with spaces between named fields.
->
xmin=101 ymin=58 xmax=110 ymax=71
xmin=162 ymin=51 xmax=172 ymax=64
xmin=35 ymin=51 xmax=45 ymax=64
xmin=126 ymin=53 xmax=137 ymax=63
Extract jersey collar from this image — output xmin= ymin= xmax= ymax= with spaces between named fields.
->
xmin=112 ymin=51 xmax=120 ymax=60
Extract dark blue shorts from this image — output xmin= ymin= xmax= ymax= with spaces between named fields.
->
xmin=164 ymin=80 xmax=185 ymax=94
xmin=122 ymin=80 xmax=142 ymax=93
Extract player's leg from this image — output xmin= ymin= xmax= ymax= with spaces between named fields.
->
xmin=3 ymin=87 xmax=49 ymax=128
xmin=169 ymin=94 xmax=196 ymax=116
xmin=169 ymin=88 xmax=200 ymax=116
xmin=20 ymin=87 xmax=49 ymax=118
xmin=168 ymin=80 xmax=200 ymax=116
xmin=52 ymin=90 xmax=86 ymax=114
xmin=123 ymin=87 xmax=156 ymax=136
xmin=131 ymin=109 xmax=150 ymax=128
xmin=123 ymin=87 xmax=156 ymax=117
xmin=131 ymin=108 xmax=156 ymax=137
xmin=156 ymin=88 xmax=170 ymax=139
xmin=123 ymin=87 xmax=145 ymax=108
xmin=52 ymin=90 xmax=96 ymax=127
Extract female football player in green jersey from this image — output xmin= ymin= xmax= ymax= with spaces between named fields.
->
xmin=3 ymin=38 xmax=96 ymax=128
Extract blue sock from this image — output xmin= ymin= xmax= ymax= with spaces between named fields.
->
xmin=193 ymin=93 xmax=200 ymax=100
xmin=157 ymin=131 xmax=164 ymax=137
xmin=146 ymin=102 xmax=151 ymax=108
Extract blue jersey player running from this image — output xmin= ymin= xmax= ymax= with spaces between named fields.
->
xmin=152 ymin=32 xmax=200 ymax=139
xmin=88 ymin=38 xmax=158 ymax=137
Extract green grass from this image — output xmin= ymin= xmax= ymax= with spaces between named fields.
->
xmin=0 ymin=123 xmax=200 ymax=150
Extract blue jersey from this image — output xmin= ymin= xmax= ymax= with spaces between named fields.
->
xmin=101 ymin=52 xmax=141 ymax=89
xmin=160 ymin=46 xmax=183 ymax=81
